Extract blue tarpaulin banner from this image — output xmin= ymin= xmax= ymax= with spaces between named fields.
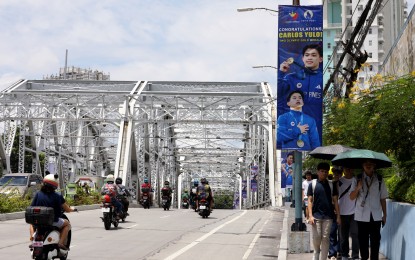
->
xmin=277 ymin=5 xmax=323 ymax=151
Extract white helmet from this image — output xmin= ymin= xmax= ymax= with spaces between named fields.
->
xmin=105 ymin=174 xmax=115 ymax=183
xmin=43 ymin=174 xmax=59 ymax=189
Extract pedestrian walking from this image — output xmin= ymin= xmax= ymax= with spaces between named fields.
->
xmin=350 ymin=159 xmax=388 ymax=260
xmin=307 ymin=162 xmax=341 ymax=260
xmin=338 ymin=167 xmax=359 ymax=260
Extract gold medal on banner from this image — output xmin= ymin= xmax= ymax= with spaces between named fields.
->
xmin=297 ymin=140 xmax=304 ymax=148
xmin=286 ymin=57 xmax=294 ymax=64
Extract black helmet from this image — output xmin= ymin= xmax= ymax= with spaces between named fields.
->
xmin=201 ymin=178 xmax=207 ymax=184
xmin=164 ymin=180 xmax=170 ymax=186
xmin=115 ymin=177 xmax=122 ymax=184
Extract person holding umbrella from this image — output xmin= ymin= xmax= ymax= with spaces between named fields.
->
xmin=349 ymin=159 xmax=388 ymax=260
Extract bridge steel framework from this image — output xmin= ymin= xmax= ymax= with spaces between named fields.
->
xmin=0 ymin=79 xmax=281 ymax=208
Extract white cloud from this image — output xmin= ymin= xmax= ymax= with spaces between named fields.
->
xmin=0 ymin=0 xmax=412 ymax=93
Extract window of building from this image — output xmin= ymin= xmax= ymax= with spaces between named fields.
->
xmin=328 ymin=43 xmax=331 ymax=48
xmin=359 ymin=77 xmax=364 ymax=84
xmin=350 ymin=9 xmax=353 ymax=15
xmin=369 ymin=65 xmax=373 ymax=71
xmin=358 ymin=5 xmax=363 ymax=11
xmin=369 ymin=28 xmax=372 ymax=34
xmin=369 ymin=40 xmax=372 ymax=46
xmin=328 ymin=55 xmax=331 ymax=61
xmin=369 ymin=52 xmax=373 ymax=58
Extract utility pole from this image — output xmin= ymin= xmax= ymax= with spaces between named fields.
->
xmin=323 ymin=0 xmax=383 ymax=98
xmin=291 ymin=0 xmax=306 ymax=232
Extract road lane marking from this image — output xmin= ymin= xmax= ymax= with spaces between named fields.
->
xmin=126 ymin=224 xmax=138 ymax=229
xmin=164 ymin=210 xmax=248 ymax=260
xmin=160 ymin=215 xmax=171 ymax=218
xmin=242 ymin=213 xmax=271 ymax=259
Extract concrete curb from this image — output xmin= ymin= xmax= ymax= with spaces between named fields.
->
xmin=278 ymin=208 xmax=289 ymax=260
xmin=0 ymin=202 xmax=145 ymax=222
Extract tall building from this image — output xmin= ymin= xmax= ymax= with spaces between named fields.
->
xmin=44 ymin=66 xmax=110 ymax=81
xmin=323 ymin=0 xmax=408 ymax=90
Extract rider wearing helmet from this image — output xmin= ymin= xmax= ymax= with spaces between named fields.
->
xmin=141 ymin=177 xmax=153 ymax=206
xmin=190 ymin=180 xmax=199 ymax=210
xmin=161 ymin=180 xmax=173 ymax=204
xmin=115 ymin=177 xmax=131 ymax=213
xmin=196 ymin=178 xmax=214 ymax=212
xmin=101 ymin=175 xmax=123 ymax=218
xmin=29 ymin=173 xmax=76 ymax=250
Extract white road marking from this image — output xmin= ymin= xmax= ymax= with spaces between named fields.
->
xmin=164 ymin=210 xmax=248 ymax=260
xmin=242 ymin=213 xmax=271 ymax=259
xmin=160 ymin=215 xmax=171 ymax=219
xmin=126 ymin=224 xmax=138 ymax=229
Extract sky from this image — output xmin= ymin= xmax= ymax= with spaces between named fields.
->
xmin=1 ymin=0 xmax=413 ymax=93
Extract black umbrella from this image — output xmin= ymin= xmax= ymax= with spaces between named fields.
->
xmin=309 ymin=144 xmax=356 ymax=160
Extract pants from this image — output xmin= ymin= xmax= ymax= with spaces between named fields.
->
xmin=340 ymin=214 xmax=359 ymax=259
xmin=285 ymin=188 xmax=292 ymax=202
xmin=111 ymin=197 xmax=123 ymax=214
xmin=328 ymin=219 xmax=339 ymax=257
xmin=357 ymin=215 xmax=382 ymax=260
xmin=312 ymin=218 xmax=332 ymax=260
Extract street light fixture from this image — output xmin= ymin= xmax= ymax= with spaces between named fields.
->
xmin=237 ymin=7 xmax=278 ymax=13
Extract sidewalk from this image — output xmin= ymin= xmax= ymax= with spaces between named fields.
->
xmin=281 ymin=205 xmax=388 ymax=260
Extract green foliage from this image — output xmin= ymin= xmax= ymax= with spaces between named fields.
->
xmin=213 ymin=191 xmax=234 ymax=209
xmin=65 ymin=188 xmax=101 ymax=206
xmin=0 ymin=194 xmax=31 ymax=213
xmin=386 ymin=174 xmax=415 ymax=203
xmin=323 ymin=74 xmax=415 ymax=203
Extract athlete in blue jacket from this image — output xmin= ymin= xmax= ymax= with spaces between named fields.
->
xmin=277 ymin=43 xmax=323 ymax=148
xmin=277 ymin=90 xmax=320 ymax=150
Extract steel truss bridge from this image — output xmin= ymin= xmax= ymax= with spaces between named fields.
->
xmin=0 ymin=80 xmax=282 ymax=208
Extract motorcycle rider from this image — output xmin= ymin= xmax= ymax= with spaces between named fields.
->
xmin=161 ymin=180 xmax=173 ymax=205
xmin=115 ymin=177 xmax=131 ymax=214
xmin=29 ymin=173 xmax=77 ymax=250
xmin=101 ymin=175 xmax=123 ymax=219
xmin=181 ymin=189 xmax=190 ymax=208
xmin=196 ymin=178 xmax=214 ymax=212
xmin=141 ymin=178 xmax=152 ymax=205
xmin=190 ymin=180 xmax=199 ymax=210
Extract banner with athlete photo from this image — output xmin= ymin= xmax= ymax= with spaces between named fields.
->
xmin=276 ymin=5 xmax=323 ymax=151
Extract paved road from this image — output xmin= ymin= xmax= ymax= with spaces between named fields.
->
xmin=0 ymin=208 xmax=284 ymax=260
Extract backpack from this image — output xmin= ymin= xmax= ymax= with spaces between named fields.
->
xmin=311 ymin=179 xmax=333 ymax=197
xmin=356 ymin=173 xmax=383 ymax=191
xmin=197 ymin=184 xmax=210 ymax=199
xmin=104 ymin=183 xmax=117 ymax=197
xmin=161 ymin=187 xmax=171 ymax=196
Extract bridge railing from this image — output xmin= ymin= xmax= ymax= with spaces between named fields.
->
xmin=244 ymin=199 xmax=272 ymax=210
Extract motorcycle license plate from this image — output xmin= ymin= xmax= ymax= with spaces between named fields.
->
xmin=32 ymin=241 xmax=43 ymax=247
xmin=143 ymin=196 xmax=148 ymax=199
xmin=101 ymin=207 xmax=110 ymax=213
xmin=199 ymin=205 xmax=206 ymax=210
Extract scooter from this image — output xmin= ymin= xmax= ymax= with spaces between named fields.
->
xmin=161 ymin=195 xmax=171 ymax=211
xmin=140 ymin=188 xmax=151 ymax=209
xmin=198 ymin=198 xmax=211 ymax=218
xmin=26 ymin=206 xmax=72 ymax=260
xmin=100 ymin=194 xmax=120 ymax=230
xmin=182 ymin=197 xmax=189 ymax=209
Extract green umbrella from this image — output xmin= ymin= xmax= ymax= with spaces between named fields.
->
xmin=331 ymin=149 xmax=392 ymax=169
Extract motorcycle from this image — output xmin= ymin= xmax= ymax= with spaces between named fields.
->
xmin=140 ymin=188 xmax=151 ymax=209
xmin=25 ymin=206 xmax=72 ymax=260
xmin=182 ymin=197 xmax=189 ymax=209
xmin=100 ymin=194 xmax=121 ymax=230
xmin=161 ymin=195 xmax=171 ymax=211
xmin=198 ymin=198 xmax=210 ymax=218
